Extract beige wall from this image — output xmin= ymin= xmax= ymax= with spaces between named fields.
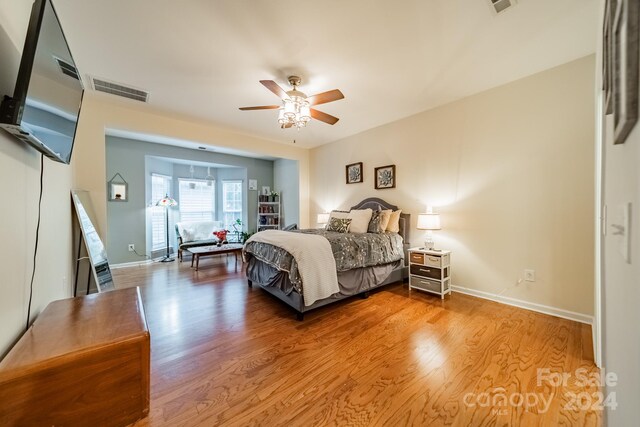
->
xmin=0 ymin=133 xmax=74 ymax=356
xmin=0 ymin=0 xmax=74 ymax=356
xmin=73 ymin=93 xmax=311 ymax=238
xmin=310 ymin=55 xmax=596 ymax=316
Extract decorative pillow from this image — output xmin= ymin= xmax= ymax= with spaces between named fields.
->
xmin=328 ymin=210 xmax=349 ymax=221
xmin=326 ymin=217 xmax=352 ymax=233
xmin=180 ymin=228 xmax=197 ymax=242
xmin=385 ymin=210 xmax=402 ymax=233
xmin=179 ymin=221 xmax=219 ymax=242
xmin=378 ymin=209 xmax=392 ymax=231
xmin=347 ymin=208 xmax=373 ymax=234
xmin=367 ymin=210 xmax=383 ymax=233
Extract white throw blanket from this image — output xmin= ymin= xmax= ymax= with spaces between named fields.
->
xmin=246 ymin=230 xmax=339 ymax=306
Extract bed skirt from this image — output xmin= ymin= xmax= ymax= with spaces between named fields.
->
xmin=246 ymin=257 xmax=407 ymax=318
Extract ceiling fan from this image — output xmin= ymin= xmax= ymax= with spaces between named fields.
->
xmin=239 ymin=76 xmax=344 ymax=129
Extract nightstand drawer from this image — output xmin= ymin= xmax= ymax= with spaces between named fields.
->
xmin=410 ymin=264 xmax=441 ymax=280
xmin=409 ymin=252 xmax=425 ymax=264
xmin=410 ymin=276 xmax=443 ymax=293
xmin=425 ymin=253 xmax=449 ymax=268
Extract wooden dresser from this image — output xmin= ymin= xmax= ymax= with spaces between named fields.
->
xmin=0 ymin=287 xmax=150 ymax=426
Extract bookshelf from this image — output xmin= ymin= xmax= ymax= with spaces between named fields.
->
xmin=258 ymin=193 xmax=280 ymax=232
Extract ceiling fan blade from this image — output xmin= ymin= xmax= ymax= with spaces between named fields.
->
xmin=239 ymin=105 xmax=280 ymax=111
xmin=260 ymin=80 xmax=289 ymax=99
xmin=307 ymin=89 xmax=344 ymax=106
xmin=310 ymin=108 xmax=339 ymax=125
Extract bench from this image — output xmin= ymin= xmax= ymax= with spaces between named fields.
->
xmin=175 ymin=220 xmax=224 ymax=262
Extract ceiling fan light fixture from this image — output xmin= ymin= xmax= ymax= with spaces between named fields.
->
xmin=277 ymin=109 xmax=287 ymax=124
xmin=283 ymin=99 xmax=296 ymax=119
xmin=240 ymin=76 xmax=343 ymax=128
xmin=298 ymin=104 xmax=311 ymax=123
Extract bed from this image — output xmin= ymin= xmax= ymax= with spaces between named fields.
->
xmin=243 ymin=198 xmax=410 ymax=319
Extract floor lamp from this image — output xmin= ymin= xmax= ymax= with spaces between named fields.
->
xmin=156 ymin=194 xmax=178 ymax=262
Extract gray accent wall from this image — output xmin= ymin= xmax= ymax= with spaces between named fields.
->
xmin=106 ymin=136 xmax=274 ymax=264
xmin=274 ymin=159 xmax=300 ymax=227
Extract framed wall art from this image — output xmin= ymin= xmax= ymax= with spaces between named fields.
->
xmin=604 ymin=0 xmax=639 ymax=144
xmin=374 ymin=165 xmax=396 ymax=190
xmin=346 ymin=162 xmax=363 ymax=184
xmin=107 ymin=172 xmax=128 ymax=202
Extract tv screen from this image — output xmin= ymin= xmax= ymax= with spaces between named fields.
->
xmin=0 ymin=0 xmax=83 ymax=164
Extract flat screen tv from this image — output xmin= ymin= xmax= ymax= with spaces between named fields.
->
xmin=0 ymin=0 xmax=83 ymax=164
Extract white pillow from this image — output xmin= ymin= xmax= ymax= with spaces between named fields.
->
xmin=194 ymin=222 xmax=217 ymax=241
xmin=347 ymin=208 xmax=373 ymax=234
xmin=179 ymin=221 xmax=217 ymax=241
xmin=180 ymin=228 xmax=196 ymax=242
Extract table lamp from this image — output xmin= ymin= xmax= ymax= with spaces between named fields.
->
xmin=417 ymin=210 xmax=441 ymax=250
xmin=317 ymin=213 xmax=330 ymax=228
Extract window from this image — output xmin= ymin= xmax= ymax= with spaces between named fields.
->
xmin=151 ymin=174 xmax=172 ymax=250
xmin=179 ymin=178 xmax=215 ymax=223
xmin=223 ymin=180 xmax=243 ymax=229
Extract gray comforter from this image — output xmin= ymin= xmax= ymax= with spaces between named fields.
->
xmin=243 ymin=229 xmax=404 ymax=290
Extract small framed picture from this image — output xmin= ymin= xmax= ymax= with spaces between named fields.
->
xmin=345 ymin=162 xmax=363 ymax=184
xmin=374 ymin=165 xmax=396 ymax=190
xmin=261 ymin=186 xmax=271 ymax=195
xmin=107 ymin=172 xmax=128 ymax=202
xmin=249 ymin=179 xmax=258 ymax=190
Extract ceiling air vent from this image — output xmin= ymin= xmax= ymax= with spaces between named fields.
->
xmin=489 ymin=0 xmax=515 ymax=14
xmin=54 ymin=57 xmax=79 ymax=80
xmin=91 ymin=77 xmax=149 ymax=103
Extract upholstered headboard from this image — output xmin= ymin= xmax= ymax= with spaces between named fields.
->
xmin=350 ymin=197 xmax=410 ymax=246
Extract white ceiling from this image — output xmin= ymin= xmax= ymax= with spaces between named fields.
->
xmin=51 ymin=0 xmax=596 ymax=149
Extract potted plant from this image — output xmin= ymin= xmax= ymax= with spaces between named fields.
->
xmin=240 ymin=231 xmax=254 ymax=243
xmin=231 ymin=218 xmax=243 ymax=242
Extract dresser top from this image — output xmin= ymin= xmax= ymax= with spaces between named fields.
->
xmin=0 ymin=287 xmax=148 ymax=373
xmin=409 ymin=247 xmax=451 ymax=255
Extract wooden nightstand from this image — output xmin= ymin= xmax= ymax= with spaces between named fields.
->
xmin=408 ymin=248 xmax=451 ymax=299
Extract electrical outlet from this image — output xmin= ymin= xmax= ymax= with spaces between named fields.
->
xmin=524 ymin=269 xmax=535 ymax=282
xmin=128 ymin=244 xmax=135 ymax=252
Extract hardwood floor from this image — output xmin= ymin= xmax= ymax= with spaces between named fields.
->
xmin=113 ymin=258 xmax=601 ymax=426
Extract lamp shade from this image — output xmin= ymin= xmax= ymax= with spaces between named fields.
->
xmin=156 ymin=194 xmax=177 ymax=207
xmin=317 ymin=213 xmax=330 ymax=224
xmin=417 ymin=213 xmax=441 ymax=230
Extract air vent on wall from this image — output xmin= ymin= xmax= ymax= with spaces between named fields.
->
xmin=91 ymin=77 xmax=149 ymax=103
xmin=54 ymin=57 xmax=79 ymax=80
xmin=489 ymin=0 xmax=515 ymax=14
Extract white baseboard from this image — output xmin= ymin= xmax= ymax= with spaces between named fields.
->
xmin=110 ymin=259 xmax=154 ymax=269
xmin=451 ymin=285 xmax=594 ymax=325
